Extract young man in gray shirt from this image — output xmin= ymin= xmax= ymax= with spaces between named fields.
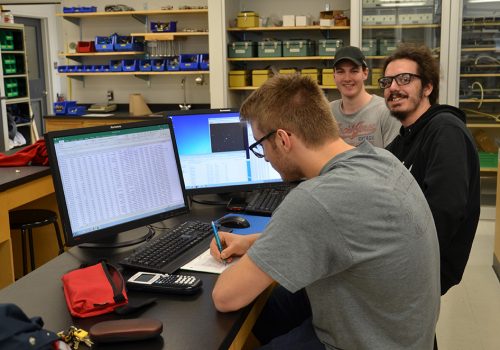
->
xmin=330 ymin=46 xmax=400 ymax=147
xmin=210 ymin=74 xmax=440 ymax=349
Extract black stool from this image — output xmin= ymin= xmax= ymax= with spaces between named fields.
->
xmin=9 ymin=209 xmax=65 ymax=275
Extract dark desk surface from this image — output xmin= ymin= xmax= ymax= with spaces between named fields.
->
xmin=0 ymin=166 xmax=51 ymax=192
xmin=0 ymin=202 xmax=252 ymax=350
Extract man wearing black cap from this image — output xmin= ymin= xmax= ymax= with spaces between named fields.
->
xmin=330 ymin=46 xmax=400 ymax=147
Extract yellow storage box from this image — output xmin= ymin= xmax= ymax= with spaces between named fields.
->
xmin=229 ymin=70 xmax=250 ymax=87
xmin=371 ymin=68 xmax=383 ymax=88
xmin=301 ymin=68 xmax=320 ymax=83
xmin=278 ymin=68 xmax=298 ymax=75
xmin=237 ymin=11 xmax=259 ymax=28
xmin=322 ymin=68 xmax=336 ymax=86
xmin=252 ymin=69 xmax=272 ymax=87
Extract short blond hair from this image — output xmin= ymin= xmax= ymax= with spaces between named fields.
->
xmin=240 ymin=74 xmax=339 ymax=147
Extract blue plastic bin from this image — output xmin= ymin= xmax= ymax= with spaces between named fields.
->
xmin=199 ymin=54 xmax=209 ymax=70
xmin=95 ymin=35 xmax=115 ymax=52
xmin=63 ymin=7 xmax=76 ymax=13
xmin=66 ymin=65 xmax=78 ymax=72
xmin=139 ymin=59 xmax=152 ymax=71
xmin=75 ymin=65 xmax=84 ymax=72
xmin=95 ymin=65 xmax=110 ymax=72
xmin=151 ymin=59 xmax=166 ymax=71
xmin=166 ymin=57 xmax=180 ymax=71
xmin=109 ymin=60 xmax=122 ymax=72
xmin=80 ymin=6 xmax=97 ymax=13
xmin=57 ymin=65 xmax=68 ymax=73
xmin=122 ymin=59 xmax=138 ymax=72
xmin=150 ymin=21 xmax=177 ymax=33
xmin=67 ymin=105 xmax=87 ymax=116
xmin=114 ymin=36 xmax=144 ymax=51
xmin=83 ymin=65 xmax=95 ymax=73
xmin=180 ymin=54 xmax=199 ymax=71
xmin=53 ymin=101 xmax=77 ymax=115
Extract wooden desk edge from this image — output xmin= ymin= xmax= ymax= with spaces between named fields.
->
xmin=229 ymin=284 xmax=275 ymax=349
xmin=0 ymin=174 xmax=55 ymax=288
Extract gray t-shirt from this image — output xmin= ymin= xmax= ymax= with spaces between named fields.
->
xmin=330 ymin=95 xmax=400 ymax=147
xmin=248 ymin=142 xmax=440 ymax=350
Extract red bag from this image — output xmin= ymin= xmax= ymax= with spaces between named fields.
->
xmin=61 ymin=262 xmax=128 ymax=318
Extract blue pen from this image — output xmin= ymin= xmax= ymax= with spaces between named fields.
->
xmin=211 ymin=221 xmax=226 ymax=265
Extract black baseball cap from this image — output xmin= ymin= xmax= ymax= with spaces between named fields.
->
xmin=332 ymin=46 xmax=367 ymax=68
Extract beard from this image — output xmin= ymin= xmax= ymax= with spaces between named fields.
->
xmin=270 ymin=147 xmax=305 ymax=182
xmin=387 ymin=87 xmax=425 ymax=122
xmin=390 ymin=110 xmax=408 ymax=121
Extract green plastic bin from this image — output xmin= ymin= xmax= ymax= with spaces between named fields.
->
xmin=258 ymin=41 xmax=282 ymax=57
xmin=2 ymin=54 xmax=17 ymax=74
xmin=283 ymin=40 xmax=315 ymax=57
xmin=4 ymin=78 xmax=19 ymax=98
xmin=0 ymin=30 xmax=14 ymax=50
xmin=228 ymin=41 xmax=257 ymax=58
xmin=318 ymin=39 xmax=343 ymax=56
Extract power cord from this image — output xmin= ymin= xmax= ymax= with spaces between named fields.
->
xmin=470 ymin=81 xmax=484 ymax=109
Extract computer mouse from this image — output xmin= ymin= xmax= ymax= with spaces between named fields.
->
xmin=218 ymin=215 xmax=250 ymax=229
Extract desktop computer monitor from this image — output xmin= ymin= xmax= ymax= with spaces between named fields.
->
xmin=168 ymin=108 xmax=283 ymax=195
xmin=44 ymin=117 xmax=189 ymax=247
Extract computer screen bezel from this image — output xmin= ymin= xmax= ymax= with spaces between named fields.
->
xmin=168 ymin=108 xmax=284 ymax=195
xmin=44 ymin=117 xmax=190 ymax=247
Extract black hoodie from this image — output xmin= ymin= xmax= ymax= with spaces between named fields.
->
xmin=386 ymin=104 xmax=480 ymax=295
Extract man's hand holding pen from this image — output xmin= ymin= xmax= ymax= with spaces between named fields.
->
xmin=209 ymin=230 xmax=259 ymax=264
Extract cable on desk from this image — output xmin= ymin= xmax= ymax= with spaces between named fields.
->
xmin=147 ymin=223 xmax=171 ymax=231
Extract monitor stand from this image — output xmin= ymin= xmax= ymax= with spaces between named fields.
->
xmin=78 ymin=226 xmax=155 ymax=249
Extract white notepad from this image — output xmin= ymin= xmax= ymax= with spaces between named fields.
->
xmin=181 ymin=249 xmax=238 ymax=274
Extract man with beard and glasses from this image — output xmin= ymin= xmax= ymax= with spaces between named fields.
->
xmin=330 ymin=46 xmax=400 ymax=147
xmin=382 ymin=43 xmax=480 ymax=298
xmin=210 ymin=74 xmax=440 ymax=350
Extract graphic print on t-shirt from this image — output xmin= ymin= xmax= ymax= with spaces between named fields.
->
xmin=338 ymin=122 xmax=377 ymax=146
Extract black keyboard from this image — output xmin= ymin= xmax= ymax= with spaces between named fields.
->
xmin=119 ymin=220 xmax=213 ymax=274
xmin=245 ymin=186 xmax=292 ymax=216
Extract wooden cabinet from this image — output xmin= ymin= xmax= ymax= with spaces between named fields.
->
xmin=0 ymin=23 xmax=36 ymax=151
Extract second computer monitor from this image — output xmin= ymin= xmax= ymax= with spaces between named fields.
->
xmin=169 ymin=109 xmax=282 ymax=194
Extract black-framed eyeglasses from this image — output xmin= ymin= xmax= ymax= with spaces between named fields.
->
xmin=378 ymin=73 xmax=421 ymax=89
xmin=248 ymin=130 xmax=277 ymax=158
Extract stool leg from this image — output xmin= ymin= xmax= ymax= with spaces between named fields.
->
xmin=28 ymin=228 xmax=35 ymax=273
xmin=53 ymin=221 xmax=65 ymax=255
xmin=21 ymin=228 xmax=27 ymax=276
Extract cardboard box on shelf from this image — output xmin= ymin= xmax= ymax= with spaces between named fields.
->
xmin=296 ymin=15 xmax=311 ymax=26
xmin=283 ymin=15 xmax=295 ymax=27
xmin=320 ymin=10 xmax=343 ymax=26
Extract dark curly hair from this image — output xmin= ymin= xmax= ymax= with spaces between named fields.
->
xmin=383 ymin=43 xmax=439 ymax=105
